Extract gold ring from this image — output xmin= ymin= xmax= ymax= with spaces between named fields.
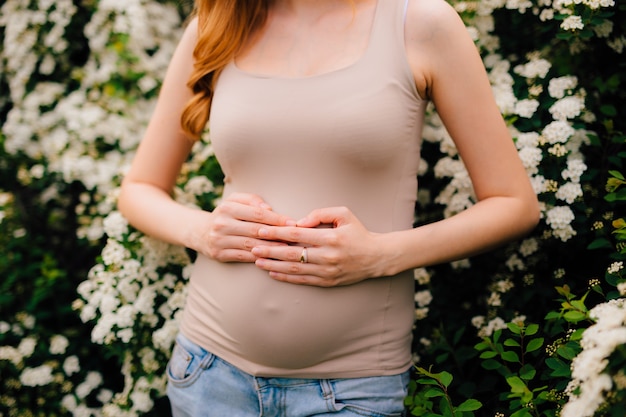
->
xmin=300 ymin=247 xmax=308 ymax=263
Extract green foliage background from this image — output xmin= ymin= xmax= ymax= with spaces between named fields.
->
xmin=1 ymin=0 xmax=625 ymax=416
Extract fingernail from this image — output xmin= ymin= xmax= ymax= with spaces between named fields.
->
xmin=285 ymin=219 xmax=297 ymax=226
xmin=258 ymin=228 xmax=269 ymax=237
xmin=251 ymin=247 xmax=260 ymax=255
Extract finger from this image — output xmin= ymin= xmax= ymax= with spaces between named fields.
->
xmin=296 ymin=206 xmax=352 ymax=228
xmin=211 ymin=248 xmax=257 ymax=263
xmin=219 ymin=201 xmax=296 ymax=227
xmin=251 ymin=245 xmax=309 ymax=263
xmin=254 ymin=260 xmax=339 ymax=287
xmin=223 ymin=192 xmax=272 ymax=210
xmin=258 ymin=225 xmax=330 ymax=246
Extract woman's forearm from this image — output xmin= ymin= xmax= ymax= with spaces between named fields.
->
xmin=380 ymin=195 xmax=540 ymax=276
xmin=118 ymin=181 xmax=207 ymax=249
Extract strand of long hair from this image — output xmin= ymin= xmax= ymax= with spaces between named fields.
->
xmin=181 ymin=0 xmax=268 ymax=139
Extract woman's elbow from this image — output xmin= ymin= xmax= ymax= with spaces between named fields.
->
xmin=520 ymin=193 xmax=541 ymax=235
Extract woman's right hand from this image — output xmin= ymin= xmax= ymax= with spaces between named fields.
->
xmin=190 ymin=193 xmax=296 ymax=263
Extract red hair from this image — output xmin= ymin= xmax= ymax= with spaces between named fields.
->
xmin=181 ymin=0 xmax=269 ymax=139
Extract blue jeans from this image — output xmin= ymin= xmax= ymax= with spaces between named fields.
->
xmin=166 ymin=333 xmax=410 ymax=417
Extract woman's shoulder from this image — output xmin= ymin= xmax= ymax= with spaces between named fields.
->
xmin=404 ymin=0 xmax=469 ymax=45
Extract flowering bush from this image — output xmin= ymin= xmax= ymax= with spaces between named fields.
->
xmin=1 ymin=0 xmax=624 ymax=415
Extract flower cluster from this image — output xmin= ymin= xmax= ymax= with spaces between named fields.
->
xmin=0 ymin=313 xmax=110 ymax=417
xmin=561 ymin=299 xmax=626 ymax=417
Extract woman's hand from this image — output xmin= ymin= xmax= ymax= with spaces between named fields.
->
xmin=190 ymin=193 xmax=296 ymax=263
xmin=251 ymin=206 xmax=388 ymax=287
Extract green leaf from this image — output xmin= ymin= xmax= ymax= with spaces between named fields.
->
xmin=507 ymin=322 xmax=522 ymax=335
xmin=424 ymin=388 xmax=445 ymax=398
xmin=506 ymin=376 xmax=528 ymax=393
xmin=455 ymin=399 xmax=482 ymax=412
xmin=481 ymin=359 xmax=502 ymax=370
xmin=504 ymin=338 xmax=521 ymax=347
xmin=480 ymin=351 xmax=498 ymax=359
xmin=511 ymin=409 xmax=534 ymax=417
xmin=526 ymin=338 xmax=544 ymax=353
xmin=519 ymin=364 xmax=537 ymax=380
xmin=438 ymin=371 xmax=453 ymax=388
xmin=525 ymin=324 xmax=539 ymax=336
xmin=600 ymin=104 xmax=618 ymax=117
xmin=544 ymin=311 xmax=562 ymax=320
xmin=609 ymin=170 xmax=625 ymax=181
xmin=474 ymin=341 xmax=490 ymax=351
xmin=587 ymin=238 xmax=613 ymax=250
xmin=502 ymin=351 xmax=520 ymax=363
xmin=557 ymin=345 xmax=578 ymax=360
xmin=563 ymin=310 xmax=587 ymax=322
xmin=546 ymin=357 xmax=571 ymax=377
xmin=570 ymin=300 xmax=587 ymax=311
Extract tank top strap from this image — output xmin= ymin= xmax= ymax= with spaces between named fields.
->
xmin=368 ymin=0 xmax=411 ymax=63
xmin=366 ymin=0 xmax=418 ymax=99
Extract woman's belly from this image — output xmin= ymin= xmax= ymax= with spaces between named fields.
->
xmin=180 ymin=254 xmax=414 ymax=375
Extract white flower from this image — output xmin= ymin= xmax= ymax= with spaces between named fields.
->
xmin=414 ymin=290 xmax=433 ymax=307
xmin=494 ymin=279 xmax=515 ymax=293
xmin=562 ymin=158 xmax=587 ymax=182
xmin=103 ymin=211 xmax=129 ymax=241
xmin=0 ymin=321 xmax=10 ymax=334
xmin=130 ymin=390 xmax=154 ymax=413
xmin=550 ymin=95 xmax=585 ymax=120
xmin=18 ymin=337 xmax=37 ymax=357
xmin=471 ymin=316 xmax=486 ymax=329
xmin=617 ymin=282 xmax=626 ymax=296
xmin=542 ymin=120 xmax=575 ymax=144
xmin=152 ymin=318 xmax=180 ymax=352
xmin=413 ymin=268 xmax=431 ymax=285
xmin=140 ymin=348 xmax=160 ymax=373
xmin=117 ymin=328 xmax=134 ymax=343
xmin=506 ymin=254 xmax=525 ymax=271
xmin=20 ymin=364 xmax=55 ymax=386
xmin=101 ymin=239 xmax=130 ymax=266
xmin=63 ymin=355 xmax=80 ymax=376
xmin=548 ymin=76 xmax=578 ymax=99
xmin=184 ymin=175 xmax=214 ymax=196
xmin=478 ymin=317 xmax=507 ymax=337
xmin=50 ymin=334 xmax=69 ymax=355
xmin=556 ymin=182 xmax=583 ymax=204
xmin=75 ymin=371 xmax=102 ymax=399
xmin=545 ymin=206 xmax=577 ymax=241
xmin=61 ymin=394 xmax=77 ymax=412
xmin=415 ymin=307 xmax=429 ymax=320
xmin=114 ymin=304 xmax=136 ymax=328
xmin=517 ymin=146 xmax=543 ymax=174
xmin=561 ymin=15 xmax=584 ymax=31
xmin=0 ymin=346 xmax=23 ymax=365
xmin=487 ymin=292 xmax=502 ymax=306
xmin=515 ymin=132 xmax=540 ymax=149
xmin=562 ymin=299 xmax=626 ymax=417
xmin=97 ymin=388 xmax=114 ymax=404
xmin=607 ymin=261 xmax=623 ymax=275
xmin=519 ymin=238 xmax=539 ymax=257
xmin=514 ymin=98 xmax=540 ymax=118
xmin=514 ymin=57 xmax=551 ymax=79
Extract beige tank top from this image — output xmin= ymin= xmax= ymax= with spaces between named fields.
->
xmin=181 ymin=0 xmax=426 ymax=378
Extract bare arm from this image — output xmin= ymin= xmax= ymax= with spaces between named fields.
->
xmin=380 ymin=0 xmax=540 ymax=273
xmin=118 ymin=18 xmax=294 ymax=262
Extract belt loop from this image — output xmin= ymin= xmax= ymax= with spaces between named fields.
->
xmin=320 ymin=379 xmax=335 ymax=411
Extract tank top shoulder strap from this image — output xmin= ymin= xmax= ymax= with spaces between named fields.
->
xmin=369 ymin=0 xmax=409 ymax=48
xmin=366 ymin=0 xmax=419 ymax=99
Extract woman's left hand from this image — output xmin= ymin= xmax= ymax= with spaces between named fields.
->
xmin=251 ymin=207 xmax=387 ymax=287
